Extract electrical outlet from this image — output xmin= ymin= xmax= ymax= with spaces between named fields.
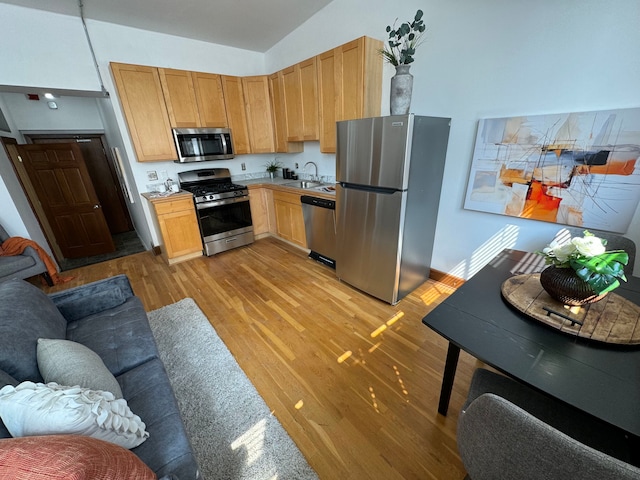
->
xmin=159 ymin=170 xmax=168 ymax=180
xmin=147 ymin=170 xmax=158 ymax=181
xmin=241 ymin=162 xmax=246 ymax=171
xmin=295 ymin=162 xmax=299 ymax=169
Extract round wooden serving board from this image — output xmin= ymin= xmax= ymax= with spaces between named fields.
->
xmin=501 ymin=273 xmax=640 ymax=345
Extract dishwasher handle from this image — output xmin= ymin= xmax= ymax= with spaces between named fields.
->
xmin=301 ymin=195 xmax=335 ymax=210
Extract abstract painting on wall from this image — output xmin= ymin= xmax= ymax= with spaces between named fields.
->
xmin=464 ymin=107 xmax=640 ymax=233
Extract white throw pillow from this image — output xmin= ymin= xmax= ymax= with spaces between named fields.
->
xmin=0 ymin=381 xmax=148 ymax=449
xmin=37 ymin=338 xmax=123 ymax=399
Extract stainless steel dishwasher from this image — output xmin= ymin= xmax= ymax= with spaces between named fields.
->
xmin=301 ymin=195 xmax=336 ymax=268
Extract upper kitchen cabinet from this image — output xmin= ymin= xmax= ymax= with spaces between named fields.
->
xmin=299 ymin=58 xmax=319 ymax=141
xmin=221 ymin=75 xmax=251 ymax=155
xmin=159 ymin=69 xmax=228 ymax=129
xmin=242 ymin=76 xmax=276 ymax=153
xmin=317 ymin=37 xmax=383 ymax=153
xmin=192 ymin=72 xmax=228 ymax=128
xmin=282 ymin=58 xmax=319 ymax=142
xmin=110 ymin=62 xmax=177 ymax=162
xmin=158 ymin=68 xmax=201 ymax=128
xmin=268 ymin=72 xmax=303 ymax=153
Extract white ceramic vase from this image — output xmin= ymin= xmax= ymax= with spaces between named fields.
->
xmin=390 ymin=65 xmax=414 ymax=115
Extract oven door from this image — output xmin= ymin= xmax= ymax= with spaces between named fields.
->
xmin=195 ymin=196 xmax=253 ymax=254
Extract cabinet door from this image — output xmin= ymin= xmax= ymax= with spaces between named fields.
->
xmin=110 ymin=63 xmax=177 ymax=162
xmin=339 ymin=39 xmax=364 ymax=122
xmin=249 ymin=188 xmax=274 ymax=237
xmin=269 ymin=72 xmax=288 ymax=153
xmin=269 ymin=72 xmax=304 ymax=153
xmin=282 ymin=65 xmax=304 ymax=142
xmin=221 ymin=75 xmax=251 ymax=154
xmin=158 ymin=68 xmax=201 ymax=128
xmin=273 ymin=191 xmax=307 ymax=247
xmin=299 ymin=58 xmax=319 ymax=141
xmin=242 ymin=76 xmax=276 ymax=153
xmin=317 ymin=48 xmax=339 ymax=153
xmin=317 ymin=37 xmax=383 ymax=154
xmin=340 ymin=37 xmax=383 ymax=120
xmin=158 ymin=208 xmax=203 ymax=259
xmin=193 ymin=72 xmax=228 ymax=128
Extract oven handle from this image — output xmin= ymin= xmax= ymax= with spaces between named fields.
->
xmin=195 ymin=196 xmax=249 ymax=210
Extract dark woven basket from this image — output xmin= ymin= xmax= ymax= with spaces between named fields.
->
xmin=539 ymin=265 xmax=608 ymax=306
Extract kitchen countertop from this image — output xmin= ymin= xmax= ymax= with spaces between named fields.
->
xmin=239 ymin=176 xmax=336 ymax=198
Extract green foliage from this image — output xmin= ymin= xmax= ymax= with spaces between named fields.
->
xmin=570 ymin=251 xmax=629 ymax=295
xmin=380 ymin=9 xmax=426 ymax=66
xmin=265 ymin=159 xmax=283 ymax=173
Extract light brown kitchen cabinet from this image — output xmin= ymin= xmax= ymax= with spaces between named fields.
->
xmin=110 ymin=62 xmax=178 ymax=162
xmin=248 ymin=187 xmax=275 ymax=237
xmin=282 ymin=65 xmax=304 ymax=142
xmin=317 ymin=49 xmax=338 ymax=153
xmin=316 ymin=36 xmax=383 ymax=153
xmin=158 ymin=68 xmax=201 ymax=128
xmin=192 ymin=72 xmax=228 ymax=128
xmin=273 ymin=190 xmax=307 ymax=248
xmin=282 ymin=58 xmax=319 ymax=142
xmin=268 ymin=72 xmax=303 ymax=153
xmin=221 ymin=75 xmax=251 ymax=154
xmin=299 ymin=57 xmax=319 ymax=141
xmin=143 ymin=193 xmax=203 ymax=265
xmin=242 ymin=76 xmax=276 ymax=153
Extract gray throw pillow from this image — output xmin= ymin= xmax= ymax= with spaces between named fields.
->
xmin=37 ymin=339 xmax=123 ymax=399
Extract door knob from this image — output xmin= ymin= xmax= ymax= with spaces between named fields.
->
xmin=94 ymin=204 xmax=101 ymax=209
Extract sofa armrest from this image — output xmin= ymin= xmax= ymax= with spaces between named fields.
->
xmin=49 ymin=274 xmax=135 ymax=322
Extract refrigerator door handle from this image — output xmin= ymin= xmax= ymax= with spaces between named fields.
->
xmin=339 ymin=182 xmax=399 ymax=195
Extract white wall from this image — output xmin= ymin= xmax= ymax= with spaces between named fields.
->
xmin=1 ymin=0 xmax=639 ymax=277
xmin=267 ymin=0 xmax=640 ymax=277
xmin=1 ymin=93 xmax=104 ymax=131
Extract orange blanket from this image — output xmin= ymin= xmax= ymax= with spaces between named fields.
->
xmin=0 ymin=237 xmax=72 ymax=285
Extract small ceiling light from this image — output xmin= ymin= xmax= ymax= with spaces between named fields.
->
xmin=47 ymin=101 xmax=58 ymax=110
xmin=44 ymin=93 xmax=56 ymax=100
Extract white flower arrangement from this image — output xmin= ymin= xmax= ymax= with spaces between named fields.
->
xmin=538 ymin=230 xmax=628 ymax=295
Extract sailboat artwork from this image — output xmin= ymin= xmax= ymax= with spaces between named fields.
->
xmin=464 ymin=107 xmax=640 ymax=232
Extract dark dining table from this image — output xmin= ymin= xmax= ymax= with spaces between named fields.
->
xmin=422 ymin=248 xmax=640 ymax=438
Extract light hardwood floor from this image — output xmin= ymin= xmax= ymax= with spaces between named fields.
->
xmin=45 ymin=236 xmax=479 ymax=479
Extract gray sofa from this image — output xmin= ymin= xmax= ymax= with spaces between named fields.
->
xmin=0 ymin=224 xmax=53 ymax=286
xmin=0 ymin=275 xmax=201 ymax=479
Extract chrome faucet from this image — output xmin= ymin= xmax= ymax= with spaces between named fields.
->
xmin=304 ymin=161 xmax=318 ymax=181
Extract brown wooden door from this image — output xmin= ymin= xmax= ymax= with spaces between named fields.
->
xmin=28 ymin=135 xmax=133 ymax=235
xmin=17 ymin=143 xmax=115 ymax=258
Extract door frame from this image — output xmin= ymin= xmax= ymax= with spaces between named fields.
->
xmin=23 ymin=132 xmax=134 ymax=235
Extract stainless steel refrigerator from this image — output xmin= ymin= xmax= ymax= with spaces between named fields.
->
xmin=335 ymin=114 xmax=451 ymax=304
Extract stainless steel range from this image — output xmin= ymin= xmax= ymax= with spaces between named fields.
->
xmin=178 ymin=168 xmax=253 ymax=256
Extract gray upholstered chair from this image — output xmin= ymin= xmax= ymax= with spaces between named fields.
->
xmin=0 ymin=223 xmax=53 ymax=286
xmin=457 ymin=369 xmax=640 ymax=480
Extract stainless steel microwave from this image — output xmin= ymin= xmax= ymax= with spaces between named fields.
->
xmin=172 ymin=128 xmax=234 ymax=163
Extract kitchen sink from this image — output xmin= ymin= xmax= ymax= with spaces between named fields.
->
xmin=284 ymin=180 xmax=324 ymax=189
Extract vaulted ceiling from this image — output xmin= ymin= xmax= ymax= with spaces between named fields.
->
xmin=0 ymin=0 xmax=334 ymax=52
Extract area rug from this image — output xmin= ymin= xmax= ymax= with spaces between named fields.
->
xmin=147 ymin=298 xmax=319 ymax=480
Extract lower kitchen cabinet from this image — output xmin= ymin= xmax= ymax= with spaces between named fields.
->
xmin=273 ymin=190 xmax=307 ymax=248
xmin=143 ymin=193 xmax=203 ymax=265
xmin=248 ymin=187 xmax=275 ymax=237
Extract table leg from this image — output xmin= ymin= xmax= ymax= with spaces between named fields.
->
xmin=438 ymin=342 xmax=460 ymax=416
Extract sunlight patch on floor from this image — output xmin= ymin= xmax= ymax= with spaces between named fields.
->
xmin=231 ymin=418 xmax=267 ymax=466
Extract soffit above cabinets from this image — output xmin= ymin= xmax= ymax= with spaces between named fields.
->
xmin=0 ymin=0 xmax=334 ymax=52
